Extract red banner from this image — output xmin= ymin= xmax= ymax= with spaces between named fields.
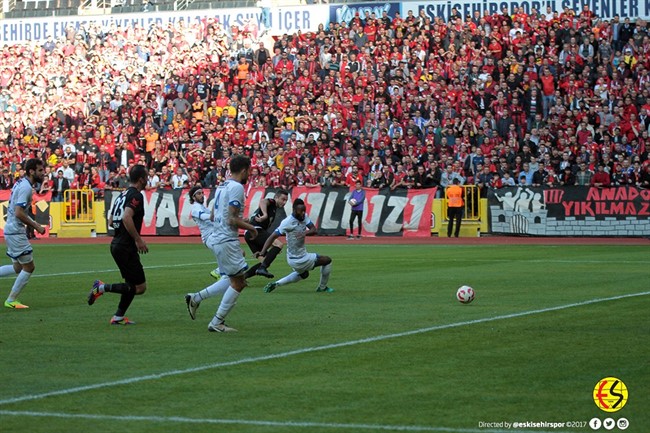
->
xmin=105 ymin=186 xmax=436 ymax=237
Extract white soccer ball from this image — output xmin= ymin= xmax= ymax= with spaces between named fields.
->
xmin=456 ymin=285 xmax=475 ymax=304
xmin=349 ymin=198 xmax=358 ymax=206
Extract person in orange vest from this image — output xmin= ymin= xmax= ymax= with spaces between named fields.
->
xmin=446 ymin=178 xmax=464 ymax=238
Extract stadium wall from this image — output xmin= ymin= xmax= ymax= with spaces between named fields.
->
xmin=1 ymin=0 xmax=648 ymax=44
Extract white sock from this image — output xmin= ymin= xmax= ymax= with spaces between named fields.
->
xmin=318 ymin=263 xmax=332 ymax=290
xmin=276 ymin=272 xmax=302 ymax=286
xmin=0 ymin=265 xmax=17 ymax=278
xmin=194 ymin=277 xmax=230 ymax=303
xmin=7 ymin=270 xmax=32 ymax=302
xmin=213 ymin=287 xmax=241 ymax=325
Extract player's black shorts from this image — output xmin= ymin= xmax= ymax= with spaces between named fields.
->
xmin=110 ymin=242 xmax=146 ymax=286
xmin=244 ymin=228 xmax=272 ymax=253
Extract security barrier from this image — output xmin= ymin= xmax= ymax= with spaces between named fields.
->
xmin=442 ymin=185 xmax=482 ymax=221
xmin=63 ymin=189 xmax=95 ymax=223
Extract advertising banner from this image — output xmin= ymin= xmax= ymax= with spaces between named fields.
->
xmin=0 ymin=5 xmax=329 ymax=44
xmin=401 ymin=0 xmax=649 ymax=23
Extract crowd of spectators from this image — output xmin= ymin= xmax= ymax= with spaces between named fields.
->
xmin=1 ymin=5 xmax=650 ymax=200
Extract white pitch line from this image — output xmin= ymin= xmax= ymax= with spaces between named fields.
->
xmin=0 ymin=291 xmax=648 ymax=407
xmin=0 ymin=410 xmax=574 ymax=433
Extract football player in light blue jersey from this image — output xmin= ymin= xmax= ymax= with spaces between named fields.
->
xmin=260 ymin=198 xmax=334 ymax=294
xmin=3 ymin=159 xmax=46 ymax=309
xmin=185 ymin=185 xmax=232 ymax=321
xmin=190 ymin=155 xmax=258 ymax=333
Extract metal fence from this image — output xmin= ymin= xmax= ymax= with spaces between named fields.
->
xmin=63 ymin=189 xmax=95 ymax=223
xmin=442 ymin=185 xmax=481 ymax=221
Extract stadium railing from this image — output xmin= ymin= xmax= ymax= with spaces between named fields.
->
xmin=441 ymin=185 xmax=482 ymax=222
xmin=63 ymin=189 xmax=95 ymax=224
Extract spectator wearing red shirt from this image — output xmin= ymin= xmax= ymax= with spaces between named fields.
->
xmin=591 ymin=165 xmax=611 ymax=187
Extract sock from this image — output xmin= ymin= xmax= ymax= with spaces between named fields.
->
xmin=193 ymin=277 xmax=230 ymax=302
xmin=262 ymin=246 xmax=281 ymax=268
xmin=318 ymin=263 xmax=332 ymax=290
xmin=244 ymin=263 xmax=261 ymax=278
xmin=103 ymin=283 xmax=132 ymax=294
xmin=213 ymin=287 xmax=241 ymax=325
xmin=276 ymin=271 xmax=302 ymax=286
xmin=0 ymin=265 xmax=17 ymax=278
xmin=115 ymin=285 xmax=136 ymax=317
xmin=6 ymin=270 xmax=32 ymax=302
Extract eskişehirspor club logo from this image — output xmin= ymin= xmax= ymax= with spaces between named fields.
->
xmin=593 ymin=377 xmax=628 ymax=412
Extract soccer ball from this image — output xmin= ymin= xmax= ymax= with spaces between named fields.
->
xmin=349 ymin=198 xmax=358 ymax=206
xmin=456 ymin=285 xmax=475 ymax=304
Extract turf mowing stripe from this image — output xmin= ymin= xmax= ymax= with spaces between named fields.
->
xmin=0 ymin=291 xmax=647 ymax=407
xmin=22 ymin=259 xmax=648 ymax=280
xmin=0 ymin=410 xmax=573 ymax=433
xmin=24 ymin=261 xmax=217 ymax=278
xmin=458 ymin=258 xmax=648 ymax=264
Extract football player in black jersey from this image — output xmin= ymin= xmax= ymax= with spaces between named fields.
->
xmin=88 ymin=165 xmax=148 ymax=325
xmin=245 ymin=189 xmax=289 ymax=279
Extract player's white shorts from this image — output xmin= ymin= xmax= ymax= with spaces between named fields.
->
xmin=287 ymin=252 xmax=318 ymax=275
xmin=206 ymin=236 xmax=247 ymax=277
xmin=5 ymin=233 xmax=33 ymax=264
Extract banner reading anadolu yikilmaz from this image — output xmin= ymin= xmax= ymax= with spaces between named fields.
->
xmin=488 ymin=186 xmax=650 ymax=236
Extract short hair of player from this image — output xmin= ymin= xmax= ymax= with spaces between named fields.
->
xmin=130 ymin=165 xmax=148 ymax=184
xmin=293 ymin=198 xmax=305 ymax=211
xmin=24 ymin=158 xmax=43 ymax=174
xmin=275 ymin=189 xmax=289 ymax=198
xmin=230 ymin=155 xmax=251 ymax=174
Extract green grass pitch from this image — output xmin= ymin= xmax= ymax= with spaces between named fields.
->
xmin=0 ymin=242 xmax=648 ymax=433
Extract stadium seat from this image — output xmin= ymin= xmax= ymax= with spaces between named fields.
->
xmin=187 ymin=2 xmax=209 ymax=9
xmin=156 ymin=2 xmax=174 ymax=10
xmin=57 ymin=8 xmax=79 ymax=17
xmin=7 ymin=9 xmax=26 ymax=17
xmin=25 ymin=9 xmax=41 ymax=16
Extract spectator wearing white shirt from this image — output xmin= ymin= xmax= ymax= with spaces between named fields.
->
xmin=171 ymin=167 xmax=189 ymax=189
xmin=61 ymin=161 xmax=76 ymax=186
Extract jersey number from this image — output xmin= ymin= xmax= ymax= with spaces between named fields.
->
xmin=111 ymin=193 xmax=128 ymax=229
xmin=213 ymin=190 xmax=222 ymax=225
